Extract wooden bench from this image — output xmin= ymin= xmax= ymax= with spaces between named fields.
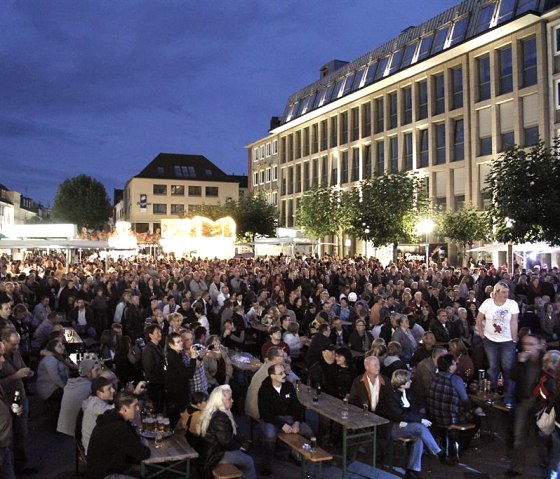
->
xmin=278 ymin=432 xmax=332 ymax=478
xmin=212 ymin=463 xmax=243 ymax=479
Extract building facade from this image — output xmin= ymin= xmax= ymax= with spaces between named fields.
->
xmin=247 ymin=0 xmax=560 ymax=255
xmin=119 ymin=153 xmax=245 ymax=234
xmin=0 ymin=183 xmax=47 ymax=233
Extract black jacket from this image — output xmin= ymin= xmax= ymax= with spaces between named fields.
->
xmin=306 ymin=333 xmax=331 ymax=367
xmin=86 ymin=408 xmax=150 ymax=479
xmin=258 ymin=377 xmax=303 ymax=428
xmin=307 ymin=358 xmax=336 ymax=392
xmin=142 ymin=341 xmax=165 ymax=385
xmin=165 ymin=348 xmax=196 ymax=408
xmin=376 ymin=387 xmax=423 ymax=423
xmin=201 ymin=411 xmax=249 ymax=478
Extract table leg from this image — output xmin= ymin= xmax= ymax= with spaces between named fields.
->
xmin=372 ymin=426 xmax=377 ymax=470
xmin=342 ymin=426 xmax=348 ymax=479
xmin=141 ymin=462 xmax=146 ymax=478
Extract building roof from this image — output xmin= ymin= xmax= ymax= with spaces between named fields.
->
xmin=278 ymin=0 xmax=559 ymax=127
xmin=229 ymin=174 xmax=249 ymax=188
xmin=134 ymin=153 xmax=235 ymax=183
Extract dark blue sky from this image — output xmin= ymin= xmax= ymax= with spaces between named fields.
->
xmin=1 ymin=0 xmax=454 ymax=206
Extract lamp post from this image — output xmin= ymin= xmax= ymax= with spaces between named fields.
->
xmin=362 ymin=222 xmax=370 ymax=258
xmin=416 ymin=218 xmax=434 ymax=267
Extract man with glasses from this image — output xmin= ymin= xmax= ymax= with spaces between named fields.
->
xmin=258 ymin=363 xmax=312 ymax=476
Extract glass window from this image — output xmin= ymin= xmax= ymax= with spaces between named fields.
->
xmin=171 ymin=185 xmax=184 ymax=196
xmin=363 ymin=144 xmax=372 ymax=178
xmin=388 ymin=92 xmax=398 ymax=129
xmin=352 ymin=68 xmax=366 ymax=91
xmin=497 ymin=0 xmax=516 ymax=24
xmin=321 ymin=156 xmax=329 ymax=187
xmin=312 ymin=158 xmax=319 ymax=187
xmin=153 ymin=184 xmax=167 ymax=195
xmin=517 ymin=0 xmax=538 ymax=14
xmin=342 ymin=73 xmax=356 ymax=96
xmin=323 ymin=84 xmax=336 ymax=104
xmin=320 ymin=120 xmax=328 ymax=151
xmin=419 ymin=129 xmax=429 ymax=167
xmin=363 ymin=63 xmax=377 ymax=86
xmin=555 ymin=27 xmax=560 ymax=55
xmin=295 ymin=131 xmax=301 ymax=159
xmin=500 ymin=131 xmax=515 ymax=151
xmin=455 ymin=195 xmax=466 ymax=211
xmin=303 ymin=162 xmax=310 ymax=190
xmin=330 ymin=159 xmax=338 ymax=186
xmin=376 ymin=141 xmax=385 ymax=175
xmin=389 ymin=137 xmax=399 ymax=173
xmin=387 ymin=49 xmax=403 ymax=76
xmin=433 ymin=73 xmax=445 ymax=115
xmin=351 ymin=147 xmax=360 ymax=181
xmin=498 ymin=45 xmax=513 ymax=94
xmin=402 ymin=87 xmax=412 ymax=125
xmin=521 ymin=36 xmax=537 ymax=87
xmin=295 ymin=165 xmax=302 ymax=193
xmin=417 ymin=34 xmax=434 ymax=62
xmin=156 ymin=166 xmax=165 ymax=176
xmin=477 ymin=55 xmax=491 ymax=101
xmin=449 ymin=17 xmax=470 ymax=46
xmin=362 ymin=103 xmax=372 ymax=137
xmin=341 ymin=151 xmax=349 ymax=183
xmin=280 ymin=103 xmax=292 ymax=123
xmin=475 ymin=4 xmax=496 ymax=34
xmin=375 ymin=98 xmax=384 ymax=133
xmin=312 ymin=124 xmax=319 ymax=154
xmin=153 ymin=203 xmax=167 ymax=215
xmin=351 ymin=107 xmax=360 ymax=142
xmin=451 ymin=66 xmax=463 ymax=109
xmin=303 ymin=127 xmax=310 ymax=156
xmin=401 ymin=42 xmax=418 ymax=68
xmin=341 ymin=112 xmax=348 ymax=144
xmin=171 ymin=204 xmax=184 ymax=215
xmin=418 ymin=80 xmax=428 ymax=120
xmin=479 ymin=137 xmax=492 ymax=156
xmin=182 ymin=166 xmax=196 ymax=178
xmin=435 ymin=123 xmax=446 ymax=165
xmin=431 ymin=27 xmax=450 ymax=54
xmin=333 ymin=78 xmax=345 ymax=99
xmin=404 ymin=132 xmax=413 ymax=171
xmin=453 ymin=119 xmax=464 ymax=161
xmin=330 ymin=116 xmax=338 ymax=148
xmin=288 ymin=167 xmax=294 ymax=194
xmin=524 ymin=126 xmax=539 ymax=146
xmin=188 ymin=186 xmax=202 ymax=196
xmin=313 ymin=89 xmax=325 ymax=109
xmin=305 ymin=93 xmax=316 ymax=114
xmin=295 ymin=98 xmax=307 ymax=117
xmin=374 ymin=57 xmax=389 ymax=81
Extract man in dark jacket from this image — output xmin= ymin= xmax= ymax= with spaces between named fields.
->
xmin=258 ymin=363 xmax=313 ymax=476
xmin=141 ymin=324 xmax=165 ymax=412
xmin=86 ymin=391 xmax=150 ymax=479
xmin=305 ymin=323 xmax=331 ymax=367
xmin=164 ymin=332 xmax=197 ymax=428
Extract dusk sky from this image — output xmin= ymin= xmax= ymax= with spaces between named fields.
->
xmin=1 ymin=0 xmax=455 ymax=206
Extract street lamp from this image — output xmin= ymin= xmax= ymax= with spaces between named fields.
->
xmin=416 ymin=218 xmax=434 ymax=267
xmin=362 ymin=222 xmax=370 ymax=258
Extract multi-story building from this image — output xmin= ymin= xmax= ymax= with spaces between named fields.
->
xmin=0 ymin=183 xmax=47 ymax=232
xmin=248 ymin=0 xmax=560 ymax=256
xmin=119 ymin=153 xmax=246 ymax=234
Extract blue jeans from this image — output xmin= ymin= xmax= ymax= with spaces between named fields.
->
xmin=220 ymin=450 xmax=257 ymax=479
xmin=260 ymin=416 xmax=313 ymax=468
xmin=0 ymin=446 xmax=15 ymax=479
xmin=390 ymin=422 xmax=441 ymax=472
xmin=482 ymin=338 xmax=516 ymax=403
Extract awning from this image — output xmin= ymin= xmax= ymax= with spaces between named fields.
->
xmin=0 ymin=239 xmax=110 ymax=250
xmin=466 ymin=242 xmax=558 ymax=254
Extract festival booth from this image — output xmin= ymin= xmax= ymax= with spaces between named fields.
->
xmin=467 ymin=242 xmax=560 ymax=270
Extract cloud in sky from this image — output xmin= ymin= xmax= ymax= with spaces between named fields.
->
xmin=0 ymin=0 xmax=455 ymax=205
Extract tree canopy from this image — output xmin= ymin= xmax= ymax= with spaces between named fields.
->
xmin=296 ymin=186 xmax=348 ymax=240
xmin=485 ymin=141 xmax=560 ymax=245
xmin=51 ymin=174 xmax=112 ymax=230
xmin=225 ymin=194 xmax=277 ymax=241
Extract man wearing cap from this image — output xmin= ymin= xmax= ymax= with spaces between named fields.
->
xmin=81 ymin=376 xmax=115 ymax=454
xmin=57 ymin=359 xmax=101 ymax=436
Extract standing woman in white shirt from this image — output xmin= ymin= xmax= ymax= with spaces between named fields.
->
xmin=476 ymin=281 xmax=519 ymax=408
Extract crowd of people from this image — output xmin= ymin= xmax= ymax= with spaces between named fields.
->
xmin=0 ymin=252 xmax=559 ymax=478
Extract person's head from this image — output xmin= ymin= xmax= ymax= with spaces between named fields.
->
xmin=191 ymin=390 xmax=209 ymax=408
xmin=180 ymin=329 xmax=193 ymax=351
xmin=287 ymin=321 xmax=299 ymax=335
xmin=111 ymin=322 xmax=123 ymax=337
xmin=436 ymin=308 xmax=448 ymax=324
xmin=114 ymin=391 xmax=139 ymax=422
xmin=335 ymin=347 xmax=353 ymax=368
xmin=422 ymin=331 xmax=436 ymax=349
xmin=79 ymin=359 xmax=101 ymax=379
xmin=396 ymin=315 xmax=409 ymax=329
xmin=91 ymin=376 xmax=115 ymax=401
xmin=145 ymin=324 xmax=162 ymax=344
xmin=1 ymin=330 xmax=20 ymax=355
xmin=437 ymin=353 xmax=457 ymax=373
xmin=0 ymin=341 xmax=5 ymax=371
xmin=355 ymin=319 xmax=366 ymax=334
xmin=521 ymin=334 xmax=544 ymax=359
xmin=267 ymin=346 xmax=287 ymax=365
xmin=431 ymin=346 xmax=447 ymax=365
xmin=332 ymin=317 xmax=343 ymax=331
xmin=45 ymin=337 xmax=65 ymax=356
xmin=364 ymin=355 xmax=380 ymax=378
xmin=391 ymin=369 xmax=412 ymax=389
xmin=268 ymin=363 xmax=286 ymax=386
xmin=386 ymin=341 xmax=402 ymax=358
xmin=199 ymin=384 xmax=237 ymax=436
xmin=318 ymin=323 xmax=331 ymax=337
xmin=168 ymin=312 xmax=183 ymax=330
xmin=205 ymin=334 xmax=222 ymax=352
xmin=448 ymin=338 xmax=468 ymax=357
xmin=492 ymin=281 xmax=510 ymax=303
xmin=0 ymin=302 xmax=11 ymax=320
xmin=543 ymin=350 xmax=560 ymax=374
xmin=166 ymin=331 xmax=183 ymax=353
xmin=268 ymin=325 xmax=282 ymax=342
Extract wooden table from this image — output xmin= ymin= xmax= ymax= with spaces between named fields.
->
xmin=140 ymin=431 xmax=198 ymax=478
xmin=296 ymin=387 xmax=388 ymax=479
xmin=249 ymin=319 xmax=269 ymax=334
xmin=64 ymin=326 xmax=85 ymax=353
xmin=230 ymin=354 xmax=262 ymax=372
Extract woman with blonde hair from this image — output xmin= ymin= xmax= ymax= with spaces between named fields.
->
xmin=199 ymin=385 xmax=256 ymax=479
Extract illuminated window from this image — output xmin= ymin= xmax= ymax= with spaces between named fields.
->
xmin=171 ymin=185 xmax=184 ymax=196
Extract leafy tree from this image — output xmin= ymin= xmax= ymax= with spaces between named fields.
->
xmin=438 ymin=203 xmax=490 ymax=264
xmin=225 ymin=194 xmax=277 ymax=242
xmin=181 ymin=204 xmax=226 ymax=220
xmin=51 ymin=175 xmax=112 ymax=230
xmin=346 ymin=172 xmax=428 ymax=247
xmin=485 ymin=140 xmax=560 ymax=245
xmin=296 ymin=186 xmax=348 ymax=242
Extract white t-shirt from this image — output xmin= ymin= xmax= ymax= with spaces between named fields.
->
xmin=478 ymin=298 xmax=519 ymax=342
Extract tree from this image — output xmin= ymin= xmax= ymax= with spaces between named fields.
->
xmin=225 ymin=194 xmax=277 ymax=242
xmin=438 ymin=203 xmax=490 ymax=264
xmin=181 ymin=203 xmax=226 ymax=220
xmin=485 ymin=140 xmax=560 ymax=245
xmin=296 ymin=187 xmax=348 ymax=252
xmin=51 ymin=175 xmax=112 ymax=230
xmin=346 ymin=172 xmax=428 ymax=246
